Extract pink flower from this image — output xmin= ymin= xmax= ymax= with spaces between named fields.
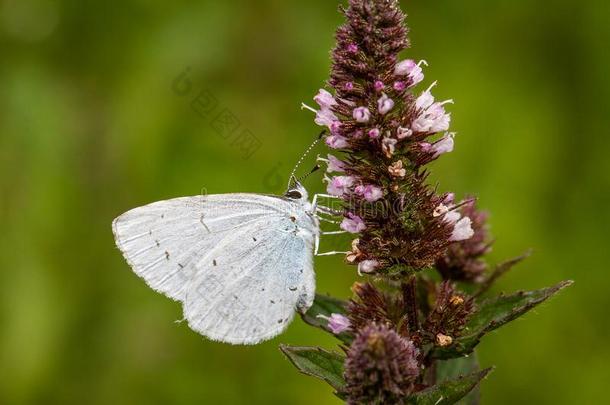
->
xmin=397 ymin=127 xmax=413 ymax=139
xmin=368 ymin=128 xmax=381 ymax=139
xmin=345 ymin=82 xmax=354 ymax=91
xmin=439 ymin=205 xmax=475 ymax=242
xmin=395 ymin=59 xmax=427 ymax=87
xmin=326 ymin=134 xmax=349 ymax=149
xmin=378 ymin=93 xmax=394 ymax=115
xmin=364 ymin=185 xmax=383 ymax=202
xmin=353 ymin=106 xmax=371 ymax=123
xmin=302 ymin=102 xmax=342 ymax=134
xmin=327 ymin=176 xmax=355 ymax=196
xmin=324 ymin=313 xmax=351 ymax=334
xmin=326 ymin=154 xmax=346 ymax=172
xmin=358 ymin=259 xmax=379 ymax=274
xmin=412 ymin=82 xmax=453 ymax=133
xmin=443 ymin=210 xmax=462 ymax=225
xmin=431 ymin=133 xmax=455 ymax=157
xmin=374 ymin=80 xmax=385 ymax=92
xmin=314 ymin=89 xmax=337 ymax=109
xmin=341 ymin=213 xmax=366 ymax=233
xmin=450 ymin=217 xmax=474 ymax=241
xmin=310 ymin=106 xmax=337 ymax=127
xmin=355 ymin=184 xmax=383 ymax=202
xmin=329 ymin=120 xmax=342 ymax=134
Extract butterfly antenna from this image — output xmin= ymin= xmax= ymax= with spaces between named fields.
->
xmin=287 ymin=130 xmax=326 ymax=191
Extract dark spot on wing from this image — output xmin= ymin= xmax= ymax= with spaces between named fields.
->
xmin=290 ymin=216 xmax=296 ymax=222
xmin=253 ymin=237 xmax=257 ymax=242
xmin=200 ymin=214 xmax=211 ymax=233
xmin=165 ymin=251 xmax=170 ymax=260
xmin=155 ymin=240 xmax=160 ymax=247
xmin=161 ymin=214 xmax=165 ymax=219
xmin=289 ymin=286 xmax=297 ymax=291
xmin=277 ymin=319 xmax=283 ymax=324
xmin=270 ymin=300 xmax=275 ymax=304
xmin=178 ymin=263 xmax=184 ymax=269
xmin=148 ymin=230 xmax=152 ymax=236
xmin=213 ymin=259 xmax=217 ymax=266
xmin=261 ymin=288 xmax=265 ymax=291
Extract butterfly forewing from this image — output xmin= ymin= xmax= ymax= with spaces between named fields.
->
xmin=112 ymin=193 xmax=317 ymax=344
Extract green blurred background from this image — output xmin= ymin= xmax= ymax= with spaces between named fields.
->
xmin=1 ymin=0 xmax=608 ymax=403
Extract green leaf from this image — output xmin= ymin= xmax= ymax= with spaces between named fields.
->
xmin=435 ymin=354 xmax=481 ymax=405
xmin=408 ymin=367 xmax=494 ymax=405
xmin=279 ymin=345 xmax=346 ymax=392
xmin=301 ymin=294 xmax=352 ymax=343
xmin=432 ymin=280 xmax=573 ymax=359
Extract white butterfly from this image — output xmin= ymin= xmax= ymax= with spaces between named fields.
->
xmin=112 ymin=182 xmax=343 ymax=344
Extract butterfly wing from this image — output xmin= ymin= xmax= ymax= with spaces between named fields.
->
xmin=183 ymin=213 xmax=316 ymax=344
xmin=112 ymin=193 xmax=317 ymax=344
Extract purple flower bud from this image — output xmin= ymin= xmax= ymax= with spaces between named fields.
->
xmin=444 ymin=193 xmax=455 ymax=204
xmin=393 ymin=81 xmax=407 ymax=91
xmin=347 ymin=43 xmax=359 ymax=53
xmin=374 ymin=80 xmax=385 ymax=92
xmin=378 ymin=93 xmax=394 ymax=115
xmin=327 ymin=175 xmax=355 ymax=196
xmin=353 ymin=106 xmax=371 ymax=123
xmin=326 ymin=134 xmax=349 ymax=149
xmin=326 ymin=313 xmax=351 ymax=334
xmin=358 ymin=259 xmax=379 ymax=274
xmin=345 ymin=82 xmax=354 ymax=91
xmin=327 ymin=154 xmax=346 ymax=172
xmin=368 ymin=128 xmax=381 ymax=139
xmin=450 ymin=217 xmax=475 ymax=241
xmin=314 ymin=89 xmax=338 ymax=109
xmin=352 ymin=129 xmax=365 ymax=139
xmin=341 ymin=213 xmax=366 ymax=233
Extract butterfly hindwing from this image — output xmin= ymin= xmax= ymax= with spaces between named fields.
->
xmin=184 ymin=216 xmax=316 ymax=344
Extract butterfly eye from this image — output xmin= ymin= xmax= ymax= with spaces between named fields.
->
xmin=285 ymin=190 xmax=302 ymax=199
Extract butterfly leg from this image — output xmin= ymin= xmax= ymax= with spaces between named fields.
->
xmin=321 ymin=230 xmax=347 ymax=235
xmin=312 ymin=193 xmax=342 ymax=215
xmin=316 ymin=250 xmax=350 ymax=256
xmin=318 ymin=216 xmax=339 ymax=224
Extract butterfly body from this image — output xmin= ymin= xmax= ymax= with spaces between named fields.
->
xmin=112 ymin=183 xmax=320 ymax=344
